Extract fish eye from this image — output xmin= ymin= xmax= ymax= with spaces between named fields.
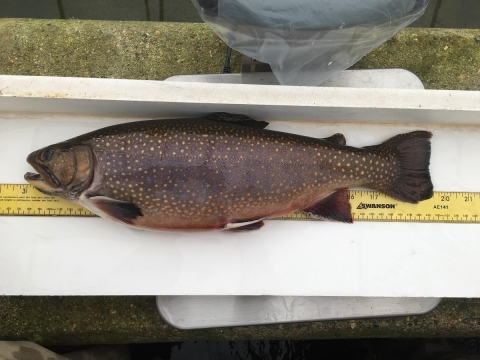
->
xmin=41 ymin=149 xmax=53 ymax=161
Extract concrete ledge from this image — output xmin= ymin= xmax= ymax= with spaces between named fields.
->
xmin=0 ymin=19 xmax=479 ymax=90
xmin=0 ymin=19 xmax=242 ymax=80
xmin=353 ymin=28 xmax=480 ymax=90
xmin=0 ymin=297 xmax=480 ymax=345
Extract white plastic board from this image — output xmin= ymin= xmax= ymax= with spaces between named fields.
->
xmin=1 ymin=75 xmax=480 ymax=296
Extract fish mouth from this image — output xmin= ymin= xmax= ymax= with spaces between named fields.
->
xmin=24 ymin=172 xmax=56 ymax=195
xmin=24 ymin=172 xmax=42 ymax=181
xmin=24 ymin=163 xmax=60 ymax=189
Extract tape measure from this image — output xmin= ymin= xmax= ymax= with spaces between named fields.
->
xmin=1 ymin=184 xmax=479 ymax=223
xmin=0 ymin=184 xmax=95 ymax=217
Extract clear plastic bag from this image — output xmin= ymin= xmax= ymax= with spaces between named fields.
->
xmin=192 ymin=0 xmax=429 ymax=85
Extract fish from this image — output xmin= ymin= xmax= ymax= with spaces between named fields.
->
xmin=24 ymin=112 xmax=433 ymax=231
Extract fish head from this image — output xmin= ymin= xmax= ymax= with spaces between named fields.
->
xmin=24 ymin=142 xmax=94 ymax=200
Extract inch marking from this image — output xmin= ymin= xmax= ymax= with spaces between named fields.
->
xmin=0 ymin=184 xmax=96 ymax=217
xmin=275 ymin=190 xmax=480 ymax=223
xmin=1 ymin=185 xmax=480 ymax=223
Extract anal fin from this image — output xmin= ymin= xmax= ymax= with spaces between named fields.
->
xmin=88 ymin=196 xmax=143 ymax=225
xmin=303 ymin=189 xmax=352 ymax=223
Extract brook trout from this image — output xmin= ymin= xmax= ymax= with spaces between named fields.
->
xmin=25 ymin=113 xmax=433 ymax=231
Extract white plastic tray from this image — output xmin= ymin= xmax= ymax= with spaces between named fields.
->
xmin=1 ymin=74 xmax=480 ymax=296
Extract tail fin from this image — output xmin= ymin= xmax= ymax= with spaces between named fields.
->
xmin=366 ymin=131 xmax=433 ymax=203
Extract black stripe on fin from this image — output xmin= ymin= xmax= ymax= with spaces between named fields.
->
xmin=303 ymin=189 xmax=353 ymax=223
xmin=206 ymin=112 xmax=269 ymax=129
xmin=89 ymin=196 xmax=143 ymax=224
xmin=365 ymin=131 xmax=433 ymax=203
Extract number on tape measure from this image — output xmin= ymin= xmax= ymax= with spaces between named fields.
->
xmin=0 ymin=184 xmax=96 ymax=217
xmin=1 ymin=184 xmax=480 ymax=223
xmin=275 ymin=191 xmax=480 ymax=223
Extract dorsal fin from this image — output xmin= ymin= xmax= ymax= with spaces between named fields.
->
xmin=205 ymin=112 xmax=269 ymax=129
xmin=321 ymin=133 xmax=346 ymax=146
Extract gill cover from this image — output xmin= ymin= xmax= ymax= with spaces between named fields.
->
xmin=25 ymin=144 xmax=94 ymax=200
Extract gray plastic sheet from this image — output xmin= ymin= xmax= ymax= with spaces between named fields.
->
xmin=192 ymin=0 xmax=429 ymax=85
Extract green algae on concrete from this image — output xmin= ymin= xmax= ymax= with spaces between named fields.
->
xmin=0 ymin=297 xmax=479 ymax=345
xmin=0 ymin=19 xmax=242 ymax=80
xmin=353 ymin=28 xmax=480 ymax=91
xmin=1 ymin=19 xmax=479 ymax=90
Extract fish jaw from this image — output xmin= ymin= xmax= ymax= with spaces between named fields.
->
xmin=24 ymin=171 xmax=59 ymax=196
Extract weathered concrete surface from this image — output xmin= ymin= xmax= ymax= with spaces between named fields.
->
xmin=0 ymin=297 xmax=480 ymax=345
xmin=1 ymin=19 xmax=480 ymax=345
xmin=0 ymin=19 xmax=242 ymax=80
xmin=0 ymin=19 xmax=479 ymax=89
xmin=353 ymin=28 xmax=480 ymax=90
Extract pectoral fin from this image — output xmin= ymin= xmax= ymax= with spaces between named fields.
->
xmin=88 ymin=196 xmax=143 ymax=224
xmin=224 ymin=219 xmax=265 ymax=231
xmin=303 ymin=189 xmax=352 ymax=223
xmin=206 ymin=112 xmax=269 ymax=129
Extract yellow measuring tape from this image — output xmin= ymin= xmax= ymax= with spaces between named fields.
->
xmin=0 ymin=184 xmax=479 ymax=223
xmin=0 ymin=184 xmax=95 ymax=217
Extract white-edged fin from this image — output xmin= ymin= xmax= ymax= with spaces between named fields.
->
xmin=80 ymin=195 xmax=143 ymax=225
xmin=303 ymin=189 xmax=352 ymax=223
xmin=224 ymin=219 xmax=265 ymax=231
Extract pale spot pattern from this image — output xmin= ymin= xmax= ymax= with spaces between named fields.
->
xmin=83 ymin=118 xmax=402 ymax=230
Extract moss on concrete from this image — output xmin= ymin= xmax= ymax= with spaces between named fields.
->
xmin=1 ymin=297 xmax=480 ymax=345
xmin=354 ymin=28 xmax=480 ymax=90
xmin=0 ymin=19 xmax=242 ymax=80
xmin=0 ymin=20 xmax=479 ymax=90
